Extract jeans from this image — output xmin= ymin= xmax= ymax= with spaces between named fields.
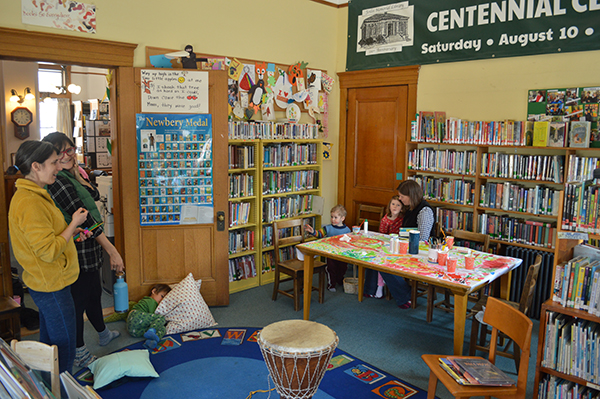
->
xmin=29 ymin=286 xmax=77 ymax=373
xmin=379 ymin=272 xmax=411 ymax=306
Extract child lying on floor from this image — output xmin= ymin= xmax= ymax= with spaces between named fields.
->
xmin=104 ymin=283 xmax=171 ymax=350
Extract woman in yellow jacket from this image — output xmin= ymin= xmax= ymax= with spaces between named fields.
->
xmin=8 ymin=141 xmax=91 ymax=373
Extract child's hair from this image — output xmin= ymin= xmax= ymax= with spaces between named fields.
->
xmin=396 ymin=180 xmax=424 ymax=210
xmin=330 ymin=204 xmax=347 ymax=217
xmin=385 ymin=195 xmax=403 ymax=217
xmin=42 ymin=131 xmax=75 ymax=151
xmin=151 ymin=283 xmax=172 ymax=295
xmin=7 ymin=141 xmax=58 ymax=176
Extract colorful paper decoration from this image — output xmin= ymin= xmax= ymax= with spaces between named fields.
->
xmin=286 ymin=103 xmax=301 ymax=123
xmin=322 ymin=72 xmax=334 ymax=93
xmin=274 ymin=70 xmax=293 ymax=109
xmin=287 ymin=63 xmax=304 ymax=87
xmin=228 ymin=58 xmax=243 ymax=80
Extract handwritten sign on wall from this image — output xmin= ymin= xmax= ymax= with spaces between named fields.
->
xmin=141 ymin=69 xmax=209 ymax=114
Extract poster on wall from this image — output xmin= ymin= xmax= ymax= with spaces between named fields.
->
xmin=21 ymin=0 xmax=96 ymax=34
xmin=141 ymin=69 xmax=209 ymax=114
xmin=136 ymin=114 xmax=213 ymax=226
xmin=347 ymin=0 xmax=600 ymax=71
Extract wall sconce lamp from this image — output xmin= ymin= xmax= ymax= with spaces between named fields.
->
xmin=10 ymin=87 xmax=35 ymax=103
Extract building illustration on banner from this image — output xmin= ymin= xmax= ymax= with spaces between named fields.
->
xmin=357 ymin=2 xmax=414 ymax=56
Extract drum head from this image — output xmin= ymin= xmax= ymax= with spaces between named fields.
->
xmin=259 ymin=320 xmax=336 ymax=353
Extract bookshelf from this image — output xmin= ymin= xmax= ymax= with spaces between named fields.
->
xmin=409 ymin=113 xmax=600 ymax=398
xmin=533 ymin=300 xmax=600 ymax=398
xmin=228 ymin=123 xmax=322 ymax=293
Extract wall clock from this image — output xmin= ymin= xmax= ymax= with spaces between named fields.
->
xmin=11 ymin=107 xmax=33 ymax=140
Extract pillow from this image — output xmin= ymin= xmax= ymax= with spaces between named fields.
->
xmin=155 ymin=273 xmax=217 ymax=334
xmin=88 ymin=350 xmax=159 ymax=390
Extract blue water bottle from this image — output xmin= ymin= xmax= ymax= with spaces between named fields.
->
xmin=113 ymin=272 xmax=129 ymax=313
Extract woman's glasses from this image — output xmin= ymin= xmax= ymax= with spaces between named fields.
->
xmin=59 ymin=146 xmax=76 ymax=159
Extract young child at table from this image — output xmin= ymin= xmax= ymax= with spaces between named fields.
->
xmin=365 ymin=196 xmax=404 ymax=298
xmin=126 ymin=283 xmax=172 ymax=349
xmin=305 ymin=204 xmax=351 ymax=292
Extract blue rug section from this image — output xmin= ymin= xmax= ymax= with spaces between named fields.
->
xmin=76 ymin=327 xmax=429 ymax=399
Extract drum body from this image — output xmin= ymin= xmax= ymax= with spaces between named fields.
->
xmin=258 ymin=320 xmax=339 ymax=399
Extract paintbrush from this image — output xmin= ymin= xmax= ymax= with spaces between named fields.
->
xmin=74 ymin=221 xmax=103 ymax=241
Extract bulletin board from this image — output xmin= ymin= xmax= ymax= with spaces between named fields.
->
xmin=145 ymin=46 xmax=334 ymax=137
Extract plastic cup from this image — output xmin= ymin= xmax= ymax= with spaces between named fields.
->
xmin=428 ymin=248 xmax=438 ymax=263
xmin=352 ymin=226 xmax=360 ymax=234
xmin=465 ymin=255 xmax=475 ymax=270
xmin=437 ymin=251 xmax=448 ymax=266
xmin=398 ymin=240 xmax=408 ymax=255
xmin=446 ymin=236 xmax=454 ymax=249
xmin=447 ymin=256 xmax=457 ymax=272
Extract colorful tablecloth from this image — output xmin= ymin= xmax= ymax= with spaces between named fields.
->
xmin=299 ymin=233 xmax=521 ymax=287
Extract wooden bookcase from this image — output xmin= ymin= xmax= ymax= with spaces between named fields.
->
xmin=533 ymin=300 xmax=600 ymax=398
xmin=228 ymin=128 xmax=322 ymax=293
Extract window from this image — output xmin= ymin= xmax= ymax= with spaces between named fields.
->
xmin=37 ymin=67 xmax=63 ymax=139
xmin=38 ymin=98 xmax=58 ymax=138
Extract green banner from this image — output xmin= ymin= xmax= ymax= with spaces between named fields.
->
xmin=347 ymin=0 xmax=600 ymax=71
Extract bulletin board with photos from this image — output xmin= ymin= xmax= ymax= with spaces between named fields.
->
xmin=136 ymin=113 xmax=213 ymax=226
xmin=527 ymin=86 xmax=600 ymax=148
xmin=145 ymin=46 xmax=335 ymax=136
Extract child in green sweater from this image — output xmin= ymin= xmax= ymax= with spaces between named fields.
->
xmin=126 ymin=284 xmax=171 ymax=349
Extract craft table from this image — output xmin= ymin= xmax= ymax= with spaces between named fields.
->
xmin=296 ymin=232 xmax=522 ymax=355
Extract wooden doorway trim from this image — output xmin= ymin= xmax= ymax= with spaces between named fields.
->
xmin=337 ymin=66 xmax=419 ymax=206
xmin=0 ymin=27 xmax=136 ymax=296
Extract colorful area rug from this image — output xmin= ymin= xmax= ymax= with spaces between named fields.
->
xmin=75 ymin=327 xmax=430 ymax=399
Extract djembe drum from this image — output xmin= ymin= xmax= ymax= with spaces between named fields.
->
xmin=258 ymin=320 xmax=339 ymax=399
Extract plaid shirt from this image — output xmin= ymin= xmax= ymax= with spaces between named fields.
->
xmin=47 ymin=174 xmax=104 ymax=272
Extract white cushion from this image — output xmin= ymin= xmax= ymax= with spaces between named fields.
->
xmin=155 ymin=273 xmax=217 ymax=334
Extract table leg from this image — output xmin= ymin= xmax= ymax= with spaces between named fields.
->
xmin=499 ymin=273 xmax=510 ymax=300
xmin=303 ymin=254 xmax=315 ymax=320
xmin=453 ymin=293 xmax=468 ymax=355
xmin=357 ymin=265 xmax=364 ymax=302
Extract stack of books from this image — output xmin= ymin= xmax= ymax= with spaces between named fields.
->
xmin=439 ymin=356 xmax=516 ymax=386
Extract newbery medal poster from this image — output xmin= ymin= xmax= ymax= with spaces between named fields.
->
xmin=136 ymin=114 xmax=213 ymax=226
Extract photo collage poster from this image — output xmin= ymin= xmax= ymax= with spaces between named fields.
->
xmin=136 ymin=114 xmax=213 ymax=226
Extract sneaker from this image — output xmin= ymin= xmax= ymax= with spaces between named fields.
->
xmin=398 ymin=300 xmax=412 ymax=309
xmin=328 ymin=287 xmax=336 ymax=292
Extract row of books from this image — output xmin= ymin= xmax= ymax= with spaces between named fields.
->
xmin=228 ymin=228 xmax=255 ymax=255
xmin=262 ymin=194 xmax=314 ymax=223
xmin=562 ymin=183 xmax=600 ymax=233
xmin=261 ymin=251 xmax=275 ymax=274
xmin=552 ymin=256 xmax=600 ymax=315
xmin=480 ymin=183 xmax=560 ymax=216
xmin=0 ymin=338 xmax=51 ymax=399
xmin=407 ymin=148 xmax=477 ymax=175
xmin=262 ymin=170 xmax=319 ymax=195
xmin=438 ymin=356 xmax=515 ymax=386
xmin=229 ymin=201 xmax=251 ymax=227
xmin=435 ymin=208 xmax=474 ymax=233
xmin=413 ymin=111 xmax=593 ymax=148
xmin=228 ymin=144 xmax=255 ymax=169
xmin=541 ymin=311 xmax=600 ymax=383
xmin=538 ymin=375 xmax=600 ymax=399
xmin=481 ymin=153 xmax=564 ymax=183
xmin=411 ymin=175 xmax=475 ymax=205
xmin=566 ymin=155 xmax=600 ymax=184
xmin=228 ymin=121 xmax=318 ymax=140
xmin=228 ymin=254 xmax=257 ymax=282
xmin=262 ymin=143 xmax=318 ymax=168
xmin=229 ymin=173 xmax=254 ymax=199
xmin=478 ymin=213 xmax=556 ymax=249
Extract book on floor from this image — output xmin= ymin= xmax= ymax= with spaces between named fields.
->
xmin=446 ymin=357 xmax=516 ymax=386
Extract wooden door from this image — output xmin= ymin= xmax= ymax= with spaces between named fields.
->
xmin=119 ymin=68 xmax=229 ymax=305
xmin=338 ymin=67 xmax=419 ymax=226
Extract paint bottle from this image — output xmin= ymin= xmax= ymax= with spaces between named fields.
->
xmin=364 ymin=220 xmax=369 ymax=234
xmin=114 ymin=272 xmax=129 ymax=314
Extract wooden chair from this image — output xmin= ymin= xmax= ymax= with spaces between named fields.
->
xmin=469 ymin=254 xmax=542 ymax=373
xmin=424 ymin=229 xmax=490 ymax=322
xmin=271 ymin=219 xmax=327 ymax=311
xmin=422 ymin=296 xmax=533 ymax=399
xmin=356 ymin=203 xmax=385 ymax=232
xmin=11 ymin=340 xmax=60 ymax=399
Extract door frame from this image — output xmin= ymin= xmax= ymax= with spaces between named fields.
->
xmin=337 ymin=66 xmax=420 ymax=209
xmin=0 ymin=27 xmax=137 ymax=296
